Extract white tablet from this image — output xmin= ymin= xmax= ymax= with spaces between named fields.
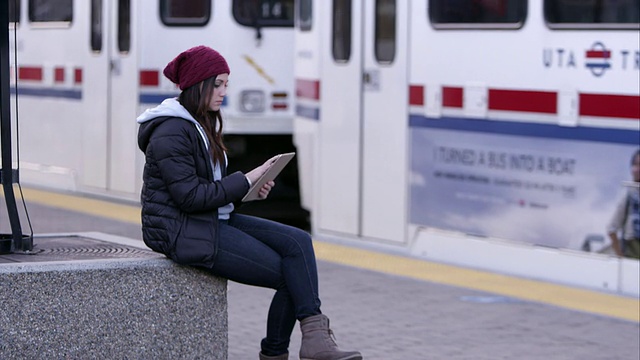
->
xmin=242 ymin=152 xmax=296 ymax=202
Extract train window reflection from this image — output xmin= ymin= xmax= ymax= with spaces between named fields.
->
xmin=429 ymin=0 xmax=526 ymax=29
xmin=233 ymin=0 xmax=295 ymax=27
xmin=161 ymin=0 xmax=211 ymax=26
xmin=332 ymin=0 xmax=351 ymax=62
xmin=29 ymin=0 xmax=72 ymax=23
xmin=91 ymin=0 xmax=102 ymax=52
xmin=298 ymin=0 xmax=312 ymax=31
xmin=544 ymin=0 xmax=639 ymax=29
xmin=375 ymin=0 xmax=396 ymax=63
xmin=118 ymin=0 xmax=130 ymax=53
xmin=9 ymin=0 xmax=20 ymax=23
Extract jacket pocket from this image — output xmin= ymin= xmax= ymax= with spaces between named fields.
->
xmin=174 ymin=213 xmax=216 ymax=267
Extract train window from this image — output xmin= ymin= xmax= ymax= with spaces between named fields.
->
xmin=375 ymin=0 xmax=396 ymax=63
xmin=297 ymin=0 xmax=312 ymax=31
xmin=9 ymin=0 xmax=20 ymax=23
xmin=91 ymin=0 xmax=102 ymax=52
xmin=429 ymin=0 xmax=526 ymax=29
xmin=28 ymin=0 xmax=72 ymax=23
xmin=118 ymin=0 xmax=130 ymax=53
xmin=332 ymin=0 xmax=351 ymax=62
xmin=544 ymin=0 xmax=639 ymax=29
xmin=233 ymin=0 xmax=295 ymax=27
xmin=160 ymin=0 xmax=210 ymax=26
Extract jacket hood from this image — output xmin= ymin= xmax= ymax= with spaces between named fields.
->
xmin=137 ymin=98 xmax=201 ymax=153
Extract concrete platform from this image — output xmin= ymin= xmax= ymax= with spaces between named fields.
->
xmin=0 ymin=232 xmax=228 ymax=360
xmin=2 ymin=188 xmax=639 ymax=359
xmin=0 ymin=234 xmax=158 ymax=263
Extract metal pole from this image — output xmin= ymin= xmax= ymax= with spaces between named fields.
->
xmin=0 ymin=0 xmax=30 ymax=253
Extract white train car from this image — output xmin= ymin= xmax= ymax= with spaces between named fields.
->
xmin=293 ymin=0 xmax=640 ymax=295
xmin=8 ymin=0 xmax=298 ymax=207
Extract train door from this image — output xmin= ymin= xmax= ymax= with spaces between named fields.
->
xmin=316 ymin=0 xmax=364 ymax=236
xmin=83 ymin=0 xmax=137 ymax=195
xmin=317 ymin=0 xmax=408 ymax=243
xmin=81 ymin=0 xmax=109 ymax=190
xmin=106 ymin=0 xmax=137 ymax=194
xmin=360 ymin=0 xmax=408 ymax=242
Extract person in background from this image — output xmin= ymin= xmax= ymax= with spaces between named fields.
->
xmin=136 ymin=45 xmax=362 ymax=360
xmin=607 ymin=149 xmax=640 ymax=259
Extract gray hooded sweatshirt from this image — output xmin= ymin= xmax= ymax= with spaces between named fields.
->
xmin=136 ymin=97 xmax=234 ymax=219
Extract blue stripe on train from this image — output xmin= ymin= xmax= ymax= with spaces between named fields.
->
xmin=295 ymin=104 xmax=320 ymax=121
xmin=10 ymin=87 xmax=82 ymax=100
xmin=409 ymin=114 xmax=639 ymax=145
xmin=139 ymin=93 xmax=228 ymax=106
xmin=140 ymin=92 xmax=179 ymax=104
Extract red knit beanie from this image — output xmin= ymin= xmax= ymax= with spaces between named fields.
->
xmin=163 ymin=45 xmax=230 ymax=90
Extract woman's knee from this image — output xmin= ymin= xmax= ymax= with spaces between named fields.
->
xmin=290 ymin=228 xmax=313 ymax=250
xmin=274 ymin=227 xmax=313 ymax=257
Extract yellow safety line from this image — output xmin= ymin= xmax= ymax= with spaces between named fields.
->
xmin=15 ymin=187 xmax=141 ymax=225
xmin=313 ymin=243 xmax=639 ymax=323
xmin=8 ymin=187 xmax=640 ymax=323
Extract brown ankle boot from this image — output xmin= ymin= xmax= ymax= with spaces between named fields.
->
xmin=299 ymin=314 xmax=362 ymax=360
xmin=259 ymin=351 xmax=289 ymax=360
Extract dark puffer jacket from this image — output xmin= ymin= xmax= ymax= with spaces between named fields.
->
xmin=137 ymin=116 xmax=249 ymax=268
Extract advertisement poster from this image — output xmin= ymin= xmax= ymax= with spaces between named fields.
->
xmin=409 ymin=123 xmax=639 ymax=251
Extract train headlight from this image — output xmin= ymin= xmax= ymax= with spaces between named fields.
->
xmin=240 ymin=90 xmax=265 ymax=113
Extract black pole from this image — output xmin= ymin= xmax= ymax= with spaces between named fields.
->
xmin=0 ymin=0 xmax=30 ymax=253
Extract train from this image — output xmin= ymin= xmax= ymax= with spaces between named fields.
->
xmin=7 ymin=0 xmax=306 ymax=225
xmin=292 ymin=0 xmax=639 ymax=295
xmin=6 ymin=0 xmax=640 ymax=295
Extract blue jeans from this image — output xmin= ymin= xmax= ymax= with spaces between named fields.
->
xmin=209 ymin=213 xmax=321 ymax=356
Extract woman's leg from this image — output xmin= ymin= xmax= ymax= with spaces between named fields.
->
xmin=228 ymin=214 xmax=321 ymax=319
xmin=209 ymin=214 xmax=321 ymax=356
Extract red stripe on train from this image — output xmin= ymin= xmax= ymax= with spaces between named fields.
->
xmin=54 ymin=67 xmax=65 ymax=83
xmin=414 ymin=85 xmax=639 ymax=120
xmin=580 ymin=93 xmax=640 ymax=119
xmin=442 ymin=87 xmax=463 ymax=108
xmin=489 ymin=89 xmax=557 ymax=114
xmin=74 ymin=68 xmax=82 ymax=84
xmin=296 ymin=79 xmax=320 ymax=100
xmin=409 ymin=85 xmax=424 ymax=106
xmin=140 ymin=70 xmax=160 ymax=87
xmin=19 ymin=66 xmax=43 ymax=81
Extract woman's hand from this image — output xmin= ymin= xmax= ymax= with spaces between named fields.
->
xmin=256 ymin=180 xmax=275 ymax=200
xmin=245 ymin=155 xmax=279 ymax=184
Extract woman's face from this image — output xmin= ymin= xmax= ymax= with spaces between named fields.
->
xmin=209 ymin=73 xmax=229 ymax=111
xmin=632 ymin=154 xmax=640 ymax=182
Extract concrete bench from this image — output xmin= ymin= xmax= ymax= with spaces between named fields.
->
xmin=0 ymin=235 xmax=228 ymax=359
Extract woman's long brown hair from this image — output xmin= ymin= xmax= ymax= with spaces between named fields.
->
xmin=178 ymin=76 xmax=227 ymax=166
